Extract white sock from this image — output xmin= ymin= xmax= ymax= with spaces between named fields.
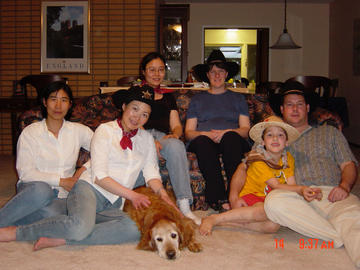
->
xmin=177 ymin=198 xmax=202 ymax=226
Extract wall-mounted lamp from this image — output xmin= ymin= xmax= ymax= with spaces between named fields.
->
xmin=270 ymin=0 xmax=301 ymax=49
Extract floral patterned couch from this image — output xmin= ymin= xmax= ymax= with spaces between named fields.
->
xmin=18 ymin=90 xmax=343 ymax=211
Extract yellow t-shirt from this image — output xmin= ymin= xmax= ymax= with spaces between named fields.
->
xmin=239 ymin=151 xmax=295 ymax=197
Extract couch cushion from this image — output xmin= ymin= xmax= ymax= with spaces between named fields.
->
xmin=70 ymin=93 xmax=121 ymax=131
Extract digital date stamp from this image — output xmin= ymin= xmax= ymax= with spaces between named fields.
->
xmin=299 ymin=238 xmax=334 ymax=249
xmin=274 ymin=238 xmax=334 ymax=249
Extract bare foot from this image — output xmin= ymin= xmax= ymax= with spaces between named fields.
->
xmin=33 ymin=237 xmax=66 ymax=251
xmin=0 ymin=226 xmax=16 ymax=242
xmin=199 ymin=215 xmax=217 ymax=236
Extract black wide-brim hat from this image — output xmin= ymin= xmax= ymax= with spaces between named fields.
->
xmin=112 ymin=85 xmax=154 ymax=110
xmin=192 ymin=49 xmax=239 ymax=83
xmin=269 ymin=80 xmax=320 ymax=116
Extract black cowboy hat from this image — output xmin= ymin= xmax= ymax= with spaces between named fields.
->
xmin=192 ymin=50 xmax=240 ymax=83
xmin=112 ymin=85 xmax=155 ymax=110
xmin=269 ymin=80 xmax=320 ymax=116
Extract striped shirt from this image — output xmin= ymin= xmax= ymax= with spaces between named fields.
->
xmin=288 ymin=125 xmax=358 ymax=186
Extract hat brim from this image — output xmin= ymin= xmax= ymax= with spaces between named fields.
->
xmin=111 ymin=88 xmax=154 ymax=110
xmin=269 ymin=90 xmax=320 ymax=117
xmin=192 ymin=62 xmax=239 ymax=83
xmin=112 ymin=89 xmax=129 ymax=109
xmin=249 ymin=120 xmax=300 ymax=145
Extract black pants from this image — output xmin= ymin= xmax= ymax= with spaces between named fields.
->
xmin=188 ymin=131 xmax=250 ymax=205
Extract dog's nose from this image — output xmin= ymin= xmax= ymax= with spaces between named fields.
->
xmin=166 ymin=250 xmax=176 ymax=260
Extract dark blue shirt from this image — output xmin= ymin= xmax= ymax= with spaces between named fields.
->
xmin=186 ymin=90 xmax=249 ymax=131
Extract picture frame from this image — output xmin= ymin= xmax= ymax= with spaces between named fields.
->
xmin=41 ymin=1 xmax=90 ymax=73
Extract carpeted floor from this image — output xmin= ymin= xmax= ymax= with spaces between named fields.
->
xmin=0 ymin=152 xmax=359 ymax=270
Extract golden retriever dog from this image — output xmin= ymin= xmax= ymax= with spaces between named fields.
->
xmin=123 ymin=186 xmax=202 ymax=260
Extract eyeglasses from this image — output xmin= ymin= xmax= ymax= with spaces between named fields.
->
xmin=208 ymin=70 xmax=226 ymax=76
xmin=146 ymin=67 xmax=166 ymax=74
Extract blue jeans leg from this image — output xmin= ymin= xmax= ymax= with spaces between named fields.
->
xmin=16 ymin=180 xmax=98 ymax=241
xmin=0 ymin=181 xmax=56 ymax=227
xmin=134 ymin=172 xmax=146 ymax=188
xmin=68 ymin=212 xmax=140 ymax=245
xmin=16 ymin=180 xmax=140 ymax=245
xmin=70 ymin=195 xmax=140 ymax=245
xmin=14 ymin=198 xmax=67 ymax=226
xmin=158 ymin=136 xmax=193 ymax=203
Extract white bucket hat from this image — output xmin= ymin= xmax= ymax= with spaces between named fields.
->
xmin=249 ymin=116 xmax=300 ymax=144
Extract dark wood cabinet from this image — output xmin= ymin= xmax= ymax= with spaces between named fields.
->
xmin=0 ymin=97 xmax=38 ymax=155
xmin=158 ymin=4 xmax=189 ymax=82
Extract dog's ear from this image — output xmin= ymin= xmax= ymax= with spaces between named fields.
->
xmin=137 ymin=214 xmax=163 ymax=251
xmin=137 ymin=228 xmax=156 ymax=251
xmin=176 ymin=220 xmax=187 ymax=250
xmin=178 ymin=219 xmax=195 ymax=250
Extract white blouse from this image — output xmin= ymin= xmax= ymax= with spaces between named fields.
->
xmin=82 ymin=120 xmax=161 ymax=204
xmin=16 ymin=119 xmax=94 ymax=198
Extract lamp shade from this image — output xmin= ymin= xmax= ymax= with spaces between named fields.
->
xmin=270 ymin=29 xmax=301 ymax=49
xmin=270 ymin=0 xmax=302 ymax=50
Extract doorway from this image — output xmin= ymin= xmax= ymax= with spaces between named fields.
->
xmin=204 ymin=28 xmax=269 ymax=85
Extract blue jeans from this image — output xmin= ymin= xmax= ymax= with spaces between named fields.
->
xmin=0 ymin=181 xmax=66 ymax=227
xmin=141 ymin=129 xmax=193 ymax=203
xmin=16 ymin=180 xmax=140 ymax=245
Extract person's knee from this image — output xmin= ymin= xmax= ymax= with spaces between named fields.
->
xmin=192 ymin=135 xmax=213 ymax=147
xmin=162 ymin=139 xmax=186 ymax=155
xmin=222 ymin=131 xmax=240 ymax=140
xmin=264 ymin=191 xmax=288 ymax=218
xmin=189 ymin=135 xmax=215 ymax=154
xmin=221 ymin=131 xmax=249 ymax=150
xmin=66 ymin=180 xmax=96 ymax=241
xmin=71 ymin=180 xmax=93 ymax=197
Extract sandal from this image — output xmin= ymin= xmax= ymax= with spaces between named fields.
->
xmin=209 ymin=200 xmax=230 ymax=213
xmin=218 ymin=200 xmax=230 ymax=213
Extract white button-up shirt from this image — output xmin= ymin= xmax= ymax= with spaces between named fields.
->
xmin=16 ymin=119 xmax=94 ymax=198
xmin=81 ymin=120 xmax=160 ymax=204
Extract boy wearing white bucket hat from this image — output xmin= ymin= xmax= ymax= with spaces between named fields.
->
xmin=199 ymin=115 xmax=322 ymax=235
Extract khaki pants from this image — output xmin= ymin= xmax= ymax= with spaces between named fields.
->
xmin=264 ymin=186 xmax=360 ymax=267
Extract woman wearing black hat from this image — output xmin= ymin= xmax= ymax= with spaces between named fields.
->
xmin=0 ymin=85 xmax=178 ymax=250
xmin=113 ymin=52 xmax=201 ymax=225
xmin=185 ymin=50 xmax=251 ymax=212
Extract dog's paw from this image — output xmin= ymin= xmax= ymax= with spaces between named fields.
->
xmin=187 ymin=241 xmax=203 ymax=253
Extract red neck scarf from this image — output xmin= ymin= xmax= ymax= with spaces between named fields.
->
xmin=141 ymin=80 xmax=174 ymax=94
xmin=117 ymin=118 xmax=138 ymax=150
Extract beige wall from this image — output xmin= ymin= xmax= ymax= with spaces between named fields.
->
xmin=187 ymin=3 xmax=329 ymax=81
xmin=330 ymin=0 xmax=360 ymax=144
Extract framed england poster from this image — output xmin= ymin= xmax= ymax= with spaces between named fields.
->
xmin=41 ymin=1 xmax=90 ymax=73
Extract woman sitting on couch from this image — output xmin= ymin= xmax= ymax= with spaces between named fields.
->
xmin=185 ymin=50 xmax=251 ymax=212
xmin=113 ymin=52 xmax=201 ymax=225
